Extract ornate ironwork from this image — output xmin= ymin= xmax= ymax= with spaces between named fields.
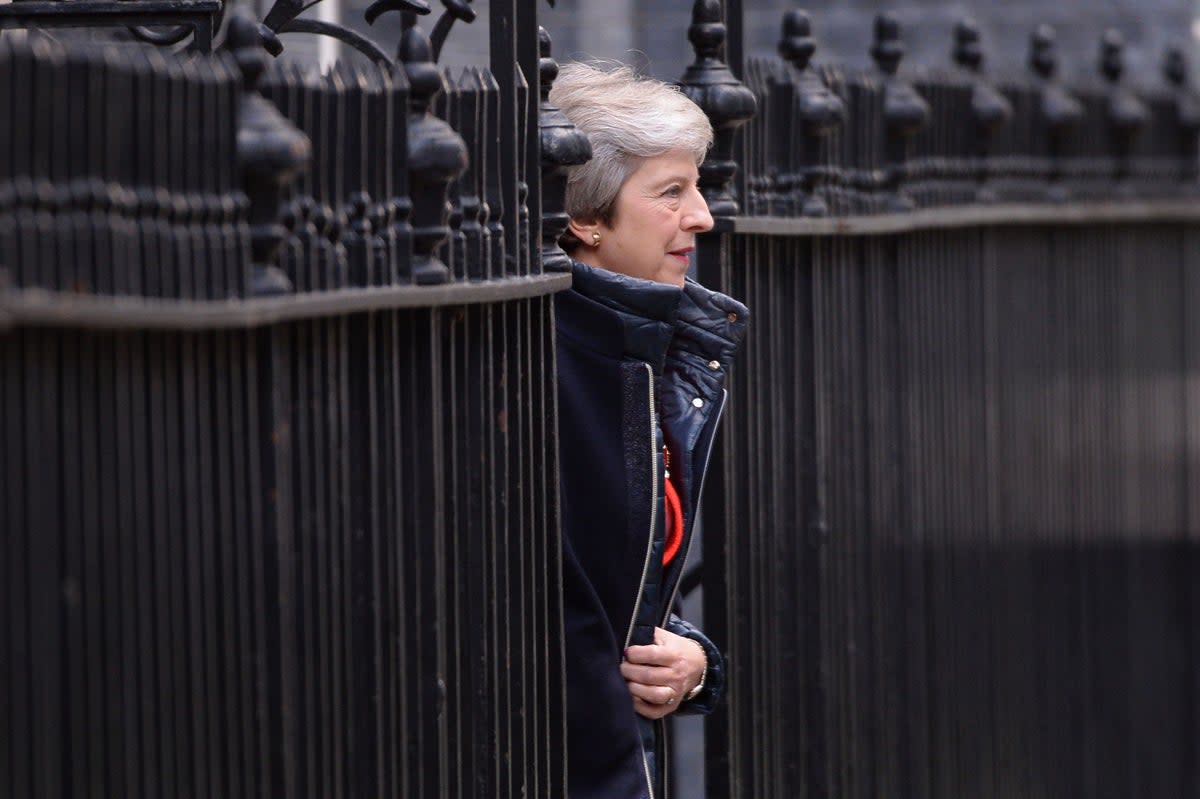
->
xmin=678 ymin=0 xmax=757 ymax=221
xmin=428 ymin=0 xmax=476 ymax=63
xmin=260 ymin=0 xmax=430 ymax=64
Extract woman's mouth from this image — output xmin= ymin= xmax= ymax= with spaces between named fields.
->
xmin=669 ymin=247 xmax=694 ymax=264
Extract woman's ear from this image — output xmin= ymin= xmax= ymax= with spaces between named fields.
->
xmin=568 ymin=217 xmax=601 ymax=247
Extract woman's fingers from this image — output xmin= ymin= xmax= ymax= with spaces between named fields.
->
xmin=626 ymin=679 xmax=677 ymax=707
xmin=619 ymin=660 xmax=669 ymax=685
xmin=624 ymin=643 xmax=675 ymax=667
xmin=632 ymin=695 xmax=674 ymax=720
xmin=622 ymin=627 xmax=707 ymax=720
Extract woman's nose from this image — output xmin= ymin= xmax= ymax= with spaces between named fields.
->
xmin=682 ymin=191 xmax=714 ymax=233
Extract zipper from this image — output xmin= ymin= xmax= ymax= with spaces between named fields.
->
xmin=661 ymin=388 xmax=728 ymax=625
xmin=620 ymin=363 xmax=660 ymax=799
xmin=623 ymin=361 xmax=661 ymax=651
xmin=646 ymin=390 xmax=729 ymax=799
xmin=642 ymin=747 xmax=656 ymax=799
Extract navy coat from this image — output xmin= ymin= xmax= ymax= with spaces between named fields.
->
xmin=556 ymin=260 xmax=748 ymax=799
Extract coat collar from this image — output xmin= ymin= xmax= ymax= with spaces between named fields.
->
xmin=565 ymin=258 xmax=749 ymax=372
xmin=676 ymin=279 xmax=749 ymax=373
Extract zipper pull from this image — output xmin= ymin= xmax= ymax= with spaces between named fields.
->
xmin=662 ymin=444 xmax=671 ymax=479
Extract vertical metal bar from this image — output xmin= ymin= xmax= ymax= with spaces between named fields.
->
xmin=517 ymin=0 xmax=539 ymax=275
xmin=59 ymin=249 xmax=88 ymax=799
xmin=347 ymin=307 xmax=381 ymax=796
xmin=76 ymin=330 xmax=107 ymax=795
xmin=27 ymin=326 xmax=62 ymax=799
xmin=490 ymin=0 xmax=519 ymax=277
xmin=4 ymin=328 xmax=29 ymax=798
xmin=482 ymin=68 xmax=506 ymax=281
xmin=182 ymin=327 xmax=215 ymax=798
xmin=207 ymin=331 xmax=236 ymax=795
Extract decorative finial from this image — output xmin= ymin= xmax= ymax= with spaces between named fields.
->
xmin=1164 ymin=46 xmax=1190 ymax=89
xmin=229 ymin=7 xmax=311 ymax=295
xmin=1163 ymin=47 xmax=1200 ymax=190
xmin=954 ymin=17 xmax=983 ymax=73
xmin=953 ymin=18 xmax=1011 ymax=202
xmin=1098 ymin=30 xmax=1146 ymax=190
xmin=868 ymin=13 xmax=928 ymax=211
xmin=1100 ymin=29 xmax=1125 ymax=84
xmin=678 ymin=0 xmax=758 ymax=220
xmin=1028 ymin=23 xmax=1081 ymax=201
xmin=870 ymin=13 xmax=904 ymax=77
xmin=539 ymin=27 xmax=593 ymax=272
xmin=1030 ymin=24 xmax=1058 ymax=80
xmin=777 ymin=9 xmax=844 ymax=217
xmin=778 ymin=10 xmax=816 ymax=72
xmin=396 ymin=17 xmax=467 ymax=283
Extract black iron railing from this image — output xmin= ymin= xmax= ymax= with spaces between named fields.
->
xmin=686 ymin=7 xmax=1200 ymax=799
xmin=1 ymin=2 xmax=568 ymax=797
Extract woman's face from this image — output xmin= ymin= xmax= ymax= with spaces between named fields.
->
xmin=573 ymin=150 xmax=714 ymax=287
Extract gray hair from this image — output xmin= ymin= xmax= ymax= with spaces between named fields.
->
xmin=549 ymin=62 xmax=713 ymax=235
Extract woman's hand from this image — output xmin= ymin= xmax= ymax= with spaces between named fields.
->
xmin=621 ymin=626 xmax=707 ymax=720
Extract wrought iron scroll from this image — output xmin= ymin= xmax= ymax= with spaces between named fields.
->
xmin=260 ymin=0 xmax=431 ymax=65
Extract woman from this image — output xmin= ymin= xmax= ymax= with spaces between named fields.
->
xmin=550 ymin=63 xmax=749 ymax=799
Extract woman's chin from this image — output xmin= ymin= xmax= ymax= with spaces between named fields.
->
xmin=656 ymin=260 xmax=688 ymax=287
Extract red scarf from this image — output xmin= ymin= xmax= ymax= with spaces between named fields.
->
xmin=663 ymin=445 xmax=684 ymax=566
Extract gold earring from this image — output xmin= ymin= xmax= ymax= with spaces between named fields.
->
xmin=591 ymin=232 xmax=601 ymax=246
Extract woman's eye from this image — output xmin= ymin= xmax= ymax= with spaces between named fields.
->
xmin=663 ymin=186 xmax=682 ymax=198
